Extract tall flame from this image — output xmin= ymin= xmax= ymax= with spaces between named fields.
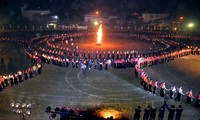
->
xmin=96 ymin=24 xmax=102 ymax=45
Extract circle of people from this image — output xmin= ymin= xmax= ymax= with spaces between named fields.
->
xmin=0 ymin=31 xmax=200 ymax=116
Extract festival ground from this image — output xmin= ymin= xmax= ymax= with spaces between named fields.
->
xmin=74 ymin=37 xmax=163 ymax=52
xmin=0 ymin=54 xmax=200 ymax=120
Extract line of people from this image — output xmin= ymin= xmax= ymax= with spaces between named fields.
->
xmin=134 ymin=49 xmax=200 ymax=108
xmin=0 ymin=38 xmax=43 ymax=92
xmin=134 ymin=101 xmax=183 ymax=120
xmin=0 ymin=62 xmax=42 ymax=92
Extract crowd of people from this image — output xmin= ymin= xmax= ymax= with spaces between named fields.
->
xmin=134 ymin=47 xmax=200 ymax=108
xmin=0 ymin=30 xmax=200 ymax=120
xmin=26 ymin=32 xmax=173 ymax=71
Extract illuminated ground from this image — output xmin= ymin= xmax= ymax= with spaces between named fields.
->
xmin=74 ymin=36 xmax=164 ymax=51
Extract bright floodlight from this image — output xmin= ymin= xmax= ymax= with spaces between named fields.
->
xmin=188 ymin=23 xmax=194 ymax=28
xmin=94 ymin=21 xmax=99 ymax=26
xmin=54 ymin=16 xmax=58 ymax=19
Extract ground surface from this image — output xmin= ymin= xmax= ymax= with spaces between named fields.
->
xmin=75 ymin=37 xmax=164 ymax=52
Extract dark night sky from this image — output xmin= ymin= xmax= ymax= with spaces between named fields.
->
xmin=0 ymin=0 xmax=200 ymax=20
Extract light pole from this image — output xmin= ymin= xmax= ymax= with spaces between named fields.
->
xmin=10 ymin=100 xmax=33 ymax=120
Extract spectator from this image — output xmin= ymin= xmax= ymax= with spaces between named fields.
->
xmin=158 ymin=105 xmax=165 ymax=120
xmin=167 ymin=105 xmax=175 ymax=120
xmin=175 ymin=105 xmax=183 ymax=120
xmin=149 ymin=106 xmax=157 ymax=120
xmin=143 ymin=105 xmax=151 ymax=120
xmin=134 ymin=106 xmax=141 ymax=120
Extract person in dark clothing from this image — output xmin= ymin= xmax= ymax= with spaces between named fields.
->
xmin=149 ymin=106 xmax=157 ymax=120
xmin=134 ymin=106 xmax=141 ymax=120
xmin=167 ymin=105 xmax=175 ymax=120
xmin=158 ymin=105 xmax=165 ymax=120
xmin=194 ymin=92 xmax=200 ymax=108
xmin=143 ymin=105 xmax=151 ymax=120
xmin=135 ymin=66 xmax=139 ymax=78
xmin=175 ymin=105 xmax=183 ymax=120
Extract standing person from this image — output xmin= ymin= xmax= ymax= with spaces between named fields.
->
xmin=18 ymin=70 xmax=23 ymax=82
xmin=175 ymin=86 xmax=185 ymax=102
xmin=0 ymin=76 xmax=3 ymax=91
xmin=143 ymin=76 xmax=149 ymax=91
xmin=37 ymin=63 xmax=42 ymax=74
xmin=99 ymin=60 xmax=103 ymax=71
xmin=149 ymin=106 xmax=157 ymax=120
xmin=143 ymin=105 xmax=151 ymax=120
xmin=175 ymin=105 xmax=183 ymax=120
xmin=66 ymin=58 xmax=69 ymax=67
xmin=148 ymin=79 xmax=153 ymax=93
xmin=9 ymin=73 xmax=14 ymax=86
xmin=3 ymin=75 xmax=8 ymax=86
xmin=194 ymin=92 xmax=200 ymax=108
xmin=28 ymin=67 xmax=33 ymax=79
xmin=75 ymin=59 xmax=79 ymax=68
xmin=1 ymin=76 xmax=5 ymax=89
xmin=169 ymin=85 xmax=176 ymax=99
xmin=81 ymin=63 xmax=86 ymax=76
xmin=134 ymin=106 xmax=141 ymax=120
xmin=88 ymin=59 xmax=93 ymax=70
xmin=160 ymin=82 xmax=168 ymax=98
xmin=134 ymin=66 xmax=139 ymax=78
xmin=153 ymin=80 xmax=158 ymax=95
xmin=167 ymin=105 xmax=175 ymax=120
xmin=71 ymin=58 xmax=75 ymax=68
xmin=14 ymin=73 xmax=18 ymax=84
xmin=32 ymin=65 xmax=37 ymax=77
xmin=158 ymin=105 xmax=165 ymax=120
xmin=185 ymin=89 xmax=194 ymax=104
xmin=24 ymin=70 xmax=28 ymax=80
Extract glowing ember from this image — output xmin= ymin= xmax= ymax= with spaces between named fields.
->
xmin=97 ymin=108 xmax=122 ymax=119
xmin=96 ymin=24 xmax=102 ymax=46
